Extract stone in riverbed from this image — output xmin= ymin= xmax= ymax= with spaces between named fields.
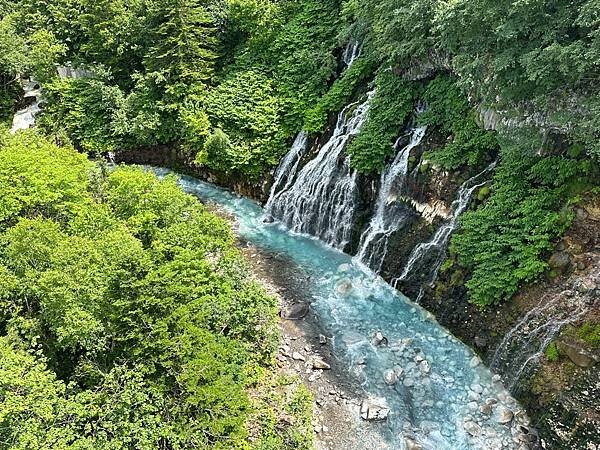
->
xmin=463 ymin=421 xmax=482 ymax=436
xmin=337 ymin=263 xmax=351 ymax=273
xmin=360 ymin=398 xmax=390 ymax=421
xmin=404 ymin=437 xmax=422 ymax=450
xmin=469 ymin=356 xmax=481 ymax=368
xmin=373 ymin=331 xmax=388 ymax=346
xmin=480 ymin=403 xmax=493 ymax=416
xmin=280 ymin=302 xmax=309 ymax=320
xmin=292 ymin=352 xmax=305 ymax=361
xmin=383 ymin=367 xmax=404 ymax=385
xmin=335 ymin=278 xmax=353 ymax=295
xmin=311 ymin=357 xmax=331 ymax=370
xmin=496 ymin=407 xmax=514 ymax=424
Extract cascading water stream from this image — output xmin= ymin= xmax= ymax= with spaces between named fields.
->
xmin=10 ymin=79 xmax=42 ymax=133
xmin=265 ymin=92 xmax=374 ymax=250
xmin=343 ymin=40 xmax=363 ymax=67
xmin=355 ymin=125 xmax=427 ymax=272
xmin=264 ymin=131 xmax=308 ymax=216
xmin=392 ymin=162 xmax=497 ymax=300
xmin=491 ymin=264 xmax=599 ymax=391
xmin=150 ymin=166 xmax=535 ymax=450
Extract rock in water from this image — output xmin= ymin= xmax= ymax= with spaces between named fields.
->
xmin=496 ymin=407 xmax=514 ymax=424
xmin=404 ymin=437 xmax=423 ymax=450
xmin=383 ymin=369 xmax=397 ymax=385
xmin=281 ymin=302 xmax=309 ymax=320
xmin=463 ymin=421 xmax=482 ymax=437
xmin=360 ymin=398 xmax=390 ymax=421
xmin=373 ymin=331 xmax=388 ymax=346
xmin=335 ymin=278 xmax=353 ymax=295
xmin=337 ymin=263 xmax=351 ymax=273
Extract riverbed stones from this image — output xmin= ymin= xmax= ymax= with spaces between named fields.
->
xmin=311 ymin=357 xmax=331 ymax=370
xmin=496 ymin=406 xmax=514 ymax=424
xmin=419 ymin=360 xmax=431 ymax=374
xmin=469 ymin=356 xmax=481 ymax=368
xmin=404 ymin=437 xmax=422 ymax=450
xmin=335 ymin=278 xmax=353 ymax=295
xmin=480 ymin=403 xmax=493 ymax=416
xmin=337 ymin=263 xmax=351 ymax=273
xmin=360 ymin=398 xmax=390 ymax=421
xmin=373 ymin=331 xmax=388 ymax=346
xmin=383 ymin=367 xmax=404 ymax=385
xmin=463 ymin=421 xmax=482 ymax=437
xmin=281 ymin=302 xmax=309 ymax=319
xmin=292 ymin=352 xmax=305 ymax=361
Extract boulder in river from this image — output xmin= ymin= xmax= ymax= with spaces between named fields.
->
xmin=463 ymin=420 xmax=482 ymax=436
xmin=496 ymin=406 xmax=514 ymax=424
xmin=360 ymin=398 xmax=390 ymax=421
xmin=335 ymin=278 xmax=353 ymax=295
xmin=373 ymin=331 xmax=388 ymax=346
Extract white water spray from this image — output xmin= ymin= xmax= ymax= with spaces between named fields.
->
xmin=393 ymin=162 xmax=497 ymax=296
xmin=10 ymin=79 xmax=42 ymax=133
xmin=491 ymin=264 xmax=599 ymax=390
xmin=266 ymin=92 xmax=374 ymax=250
xmin=355 ymin=125 xmax=427 ymax=272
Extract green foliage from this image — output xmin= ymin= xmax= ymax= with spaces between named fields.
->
xmin=200 ymin=70 xmax=286 ymax=178
xmin=304 ymin=57 xmax=375 ymax=133
xmin=26 ymin=29 xmax=67 ymax=84
xmin=0 ymin=131 xmax=286 ymax=448
xmin=575 ymin=322 xmax=600 ymax=348
xmin=345 ymin=0 xmax=600 ymax=160
xmin=41 ymin=77 xmax=127 ymax=152
xmin=347 ymin=71 xmax=419 ymax=173
xmin=545 ymin=342 xmax=560 ymax=362
xmin=226 ymin=0 xmax=341 ymax=134
xmin=451 ymin=136 xmax=593 ymax=306
xmin=420 ymin=75 xmax=498 ymax=170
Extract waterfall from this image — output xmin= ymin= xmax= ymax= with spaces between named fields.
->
xmin=491 ymin=264 xmax=599 ymax=391
xmin=393 ymin=161 xmax=497 ymax=299
xmin=355 ymin=125 xmax=427 ymax=272
xmin=10 ymin=79 xmax=42 ymax=133
xmin=264 ymin=132 xmax=308 ymax=216
xmin=266 ymin=91 xmax=374 ymax=250
xmin=343 ymin=40 xmax=362 ymax=67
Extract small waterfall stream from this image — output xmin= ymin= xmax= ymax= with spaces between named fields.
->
xmin=355 ymin=125 xmax=427 ymax=272
xmin=393 ymin=162 xmax=496 ymax=301
xmin=264 ymin=132 xmax=308 ymax=216
xmin=491 ymin=264 xmax=599 ymax=391
xmin=343 ymin=40 xmax=362 ymax=67
xmin=265 ymin=92 xmax=374 ymax=250
xmin=10 ymin=79 xmax=42 ymax=133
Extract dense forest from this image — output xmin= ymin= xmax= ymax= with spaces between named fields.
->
xmin=0 ymin=0 xmax=599 ymax=448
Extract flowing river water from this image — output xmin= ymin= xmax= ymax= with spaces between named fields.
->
xmin=150 ymin=167 xmax=534 ymax=450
